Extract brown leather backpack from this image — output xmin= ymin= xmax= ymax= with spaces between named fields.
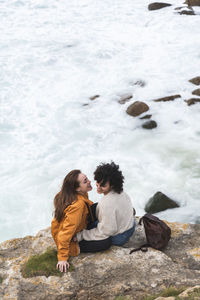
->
xmin=130 ymin=213 xmax=171 ymax=254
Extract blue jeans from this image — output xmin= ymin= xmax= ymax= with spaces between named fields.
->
xmin=111 ymin=222 xmax=136 ymax=246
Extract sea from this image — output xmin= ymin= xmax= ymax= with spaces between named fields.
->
xmin=1 ymin=0 xmax=200 ymax=242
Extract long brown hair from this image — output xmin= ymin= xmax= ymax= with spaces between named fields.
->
xmin=54 ymin=170 xmax=81 ymax=222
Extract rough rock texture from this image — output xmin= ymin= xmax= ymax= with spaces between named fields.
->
xmin=0 ymin=220 xmax=200 ymax=300
xmin=192 ymin=88 xmax=200 ymax=96
xmin=189 ymin=76 xmax=200 ymax=85
xmin=118 ymin=93 xmax=133 ymax=104
xmin=89 ymin=95 xmax=100 ymax=100
xmin=140 ymin=114 xmax=152 ymax=120
xmin=126 ymin=101 xmax=149 ymax=117
xmin=178 ymin=9 xmax=195 ymax=14
xmin=186 ymin=97 xmax=200 ymax=106
xmin=148 ymin=2 xmax=172 ymax=10
xmin=145 ymin=191 xmax=180 ymax=214
xmin=185 ymin=0 xmax=200 ymax=6
xmin=142 ymin=120 xmax=157 ymax=129
xmin=153 ymin=95 xmax=181 ymax=102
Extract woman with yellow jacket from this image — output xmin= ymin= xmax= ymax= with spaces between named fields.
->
xmin=51 ymin=169 xmax=111 ymax=273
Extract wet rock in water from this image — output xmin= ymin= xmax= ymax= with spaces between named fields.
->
xmin=185 ymin=0 xmax=200 ymax=6
xmin=118 ymin=93 xmax=133 ymax=104
xmin=148 ymin=2 xmax=172 ymax=10
xmin=154 ymin=94 xmax=181 ymax=102
xmin=134 ymin=80 xmax=146 ymax=87
xmin=192 ymin=88 xmax=200 ymax=96
xmin=189 ymin=76 xmax=200 ymax=85
xmin=126 ymin=101 xmax=149 ymax=117
xmin=89 ymin=95 xmax=100 ymax=100
xmin=140 ymin=114 xmax=152 ymax=120
xmin=145 ymin=191 xmax=180 ymax=214
xmin=186 ymin=98 xmax=200 ymax=106
xmin=142 ymin=120 xmax=157 ymax=129
xmin=178 ymin=9 xmax=195 ymax=14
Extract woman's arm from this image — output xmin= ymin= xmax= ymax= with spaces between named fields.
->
xmin=56 ymin=201 xmax=84 ymax=262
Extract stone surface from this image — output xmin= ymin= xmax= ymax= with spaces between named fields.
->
xmin=0 ymin=221 xmax=200 ymax=300
xmin=186 ymin=98 xmax=200 ymax=106
xmin=178 ymin=9 xmax=195 ymax=14
xmin=142 ymin=120 xmax=157 ymax=129
xmin=189 ymin=76 xmax=200 ymax=85
xmin=153 ymin=95 xmax=181 ymax=102
xmin=148 ymin=2 xmax=172 ymax=10
xmin=185 ymin=0 xmax=200 ymax=6
xmin=89 ymin=95 xmax=100 ymax=100
xmin=145 ymin=191 xmax=179 ymax=213
xmin=118 ymin=93 xmax=133 ymax=104
xmin=126 ymin=101 xmax=149 ymax=117
xmin=192 ymin=88 xmax=200 ymax=96
xmin=140 ymin=114 xmax=152 ymax=120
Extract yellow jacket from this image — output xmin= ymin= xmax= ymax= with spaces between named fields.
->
xmin=51 ymin=193 xmax=93 ymax=261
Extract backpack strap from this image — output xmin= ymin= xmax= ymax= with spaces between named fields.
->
xmin=129 ymin=243 xmax=150 ymax=254
xmin=85 ymin=202 xmax=95 ymax=223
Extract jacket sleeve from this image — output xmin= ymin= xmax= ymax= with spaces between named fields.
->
xmin=56 ymin=202 xmax=84 ymax=261
xmin=80 ymin=202 xmax=118 ymax=241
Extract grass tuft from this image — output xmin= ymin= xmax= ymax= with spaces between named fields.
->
xmin=0 ymin=276 xmax=3 ymax=284
xmin=21 ymin=248 xmax=74 ymax=278
xmin=160 ymin=287 xmax=185 ymax=297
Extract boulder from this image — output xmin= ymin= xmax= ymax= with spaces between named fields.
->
xmin=118 ymin=93 xmax=133 ymax=104
xmin=89 ymin=95 xmax=100 ymax=100
xmin=148 ymin=2 xmax=172 ymax=10
xmin=185 ymin=0 xmax=200 ymax=6
xmin=142 ymin=120 xmax=157 ymax=129
xmin=185 ymin=98 xmax=200 ymax=106
xmin=140 ymin=114 xmax=152 ymax=120
xmin=154 ymin=95 xmax=181 ymax=102
xmin=126 ymin=101 xmax=149 ymax=117
xmin=0 ymin=221 xmax=200 ymax=300
xmin=178 ymin=9 xmax=195 ymax=14
xmin=192 ymin=88 xmax=200 ymax=96
xmin=189 ymin=76 xmax=200 ymax=85
xmin=145 ymin=191 xmax=179 ymax=213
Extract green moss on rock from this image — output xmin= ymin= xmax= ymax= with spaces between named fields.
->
xmin=0 ymin=276 xmax=3 ymax=284
xmin=21 ymin=248 xmax=74 ymax=278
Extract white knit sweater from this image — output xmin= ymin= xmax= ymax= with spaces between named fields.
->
xmin=77 ymin=191 xmax=135 ymax=241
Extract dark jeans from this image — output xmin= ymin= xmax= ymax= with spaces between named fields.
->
xmin=111 ymin=221 xmax=136 ymax=246
xmin=79 ymin=237 xmax=112 ymax=253
xmin=79 ymin=211 xmax=111 ymax=253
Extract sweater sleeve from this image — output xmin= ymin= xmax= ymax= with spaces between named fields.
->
xmin=56 ymin=202 xmax=84 ymax=261
xmin=80 ymin=200 xmax=118 ymax=241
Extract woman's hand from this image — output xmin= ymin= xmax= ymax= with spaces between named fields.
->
xmin=72 ymin=235 xmax=77 ymax=242
xmin=56 ymin=260 xmax=70 ymax=272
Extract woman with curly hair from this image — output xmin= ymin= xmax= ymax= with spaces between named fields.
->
xmin=76 ymin=162 xmax=136 ymax=246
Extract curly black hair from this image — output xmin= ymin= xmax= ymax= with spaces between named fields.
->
xmin=94 ymin=162 xmax=124 ymax=194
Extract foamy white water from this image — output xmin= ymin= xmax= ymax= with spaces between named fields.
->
xmin=0 ymin=0 xmax=200 ymax=242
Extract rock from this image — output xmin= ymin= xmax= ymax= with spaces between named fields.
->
xmin=142 ymin=120 xmax=157 ymax=129
xmin=154 ymin=95 xmax=181 ymax=102
xmin=126 ymin=101 xmax=149 ymax=117
xmin=192 ymin=88 xmax=200 ymax=96
xmin=89 ymin=95 xmax=100 ymax=100
xmin=185 ymin=0 xmax=200 ymax=6
xmin=148 ymin=2 xmax=172 ymax=10
xmin=178 ymin=9 xmax=195 ymax=14
xmin=118 ymin=93 xmax=133 ymax=104
xmin=189 ymin=76 xmax=200 ymax=85
xmin=185 ymin=98 xmax=200 ymax=106
xmin=133 ymin=80 xmax=146 ymax=87
xmin=140 ymin=114 xmax=152 ymax=120
xmin=145 ymin=191 xmax=180 ymax=214
xmin=1 ymin=221 xmax=200 ymax=299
